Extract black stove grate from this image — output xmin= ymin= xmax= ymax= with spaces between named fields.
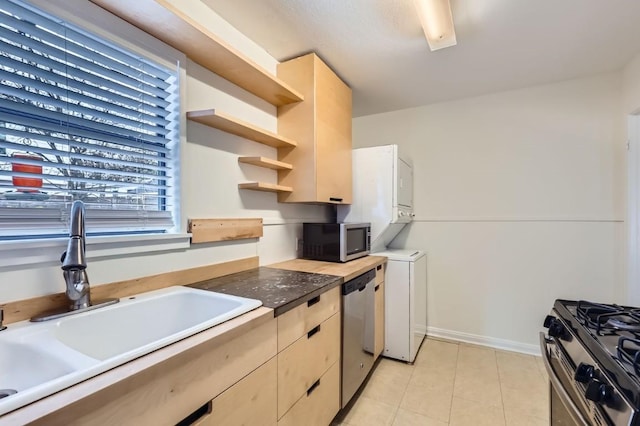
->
xmin=619 ymin=337 xmax=640 ymax=377
xmin=576 ymin=300 xmax=623 ymax=329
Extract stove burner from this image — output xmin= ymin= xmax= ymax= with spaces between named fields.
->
xmin=574 ymin=301 xmax=640 ymax=335
xmin=618 ymin=337 xmax=640 ymax=376
xmin=607 ymin=318 xmax=640 ymax=333
xmin=577 ymin=300 xmax=622 ymax=327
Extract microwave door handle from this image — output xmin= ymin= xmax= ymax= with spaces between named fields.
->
xmin=539 ymin=333 xmax=590 ymax=426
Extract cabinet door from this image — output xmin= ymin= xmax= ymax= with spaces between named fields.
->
xmin=277 ymin=53 xmax=352 ymax=204
xmin=195 ymin=357 xmax=277 ymax=426
xmin=277 ymin=361 xmax=340 ymax=426
xmin=315 ymin=57 xmax=352 ymax=204
xmin=277 ymin=287 xmax=340 ymax=352
xmin=374 ymin=281 xmax=385 ymax=360
xmin=278 ymin=312 xmax=341 ymax=418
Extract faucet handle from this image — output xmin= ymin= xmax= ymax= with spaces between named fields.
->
xmin=0 ymin=308 xmax=6 ymax=331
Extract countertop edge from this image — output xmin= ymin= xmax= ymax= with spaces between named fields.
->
xmin=267 ymin=255 xmax=387 ymax=282
xmin=271 ymin=275 xmax=342 ymax=316
xmin=0 ymin=306 xmax=274 ymax=424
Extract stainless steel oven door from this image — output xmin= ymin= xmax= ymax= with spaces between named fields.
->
xmin=539 ymin=333 xmax=590 ymax=426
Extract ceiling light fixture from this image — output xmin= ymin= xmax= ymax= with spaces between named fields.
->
xmin=414 ymin=0 xmax=457 ymax=51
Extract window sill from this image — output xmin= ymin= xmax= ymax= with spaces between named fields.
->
xmin=0 ymin=233 xmax=192 ymax=269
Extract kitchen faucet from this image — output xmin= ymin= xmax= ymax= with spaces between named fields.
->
xmin=30 ymin=200 xmax=118 ymax=322
xmin=61 ymin=200 xmax=91 ymax=310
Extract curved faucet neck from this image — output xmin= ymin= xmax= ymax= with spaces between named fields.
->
xmin=61 ymin=200 xmax=91 ymax=310
xmin=62 ymin=200 xmax=87 ymax=271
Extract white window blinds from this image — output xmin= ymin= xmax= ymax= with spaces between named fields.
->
xmin=0 ymin=0 xmax=179 ymax=239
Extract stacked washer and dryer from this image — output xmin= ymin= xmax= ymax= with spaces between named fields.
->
xmin=338 ymin=145 xmax=427 ymax=363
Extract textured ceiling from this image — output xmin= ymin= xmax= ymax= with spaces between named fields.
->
xmin=203 ymin=0 xmax=640 ymax=117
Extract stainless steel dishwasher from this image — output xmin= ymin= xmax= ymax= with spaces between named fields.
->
xmin=341 ymin=269 xmax=376 ymax=408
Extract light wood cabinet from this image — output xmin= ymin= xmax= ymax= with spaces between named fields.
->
xmin=26 ymin=315 xmax=277 ymax=426
xmin=276 ymin=286 xmax=342 ymax=423
xmin=277 ymin=313 xmax=340 ymax=418
xmin=277 ymin=361 xmax=340 ymax=426
xmin=374 ymin=263 xmax=386 ymax=360
xmin=277 ymin=286 xmax=340 ymax=351
xmin=194 ymin=357 xmax=277 ymax=426
xmin=374 ymin=281 xmax=385 ymax=360
xmin=276 ymin=53 xmax=353 ymax=204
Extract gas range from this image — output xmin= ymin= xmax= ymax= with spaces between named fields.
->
xmin=542 ymin=299 xmax=640 ymax=425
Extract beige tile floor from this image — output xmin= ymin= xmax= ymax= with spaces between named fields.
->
xmin=333 ymin=338 xmax=549 ymax=426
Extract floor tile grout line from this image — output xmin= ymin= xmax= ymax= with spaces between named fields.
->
xmin=494 ymin=348 xmax=509 ymax=425
xmin=447 ymin=343 xmax=461 ymax=424
xmin=389 ymin=364 xmax=413 ymax=426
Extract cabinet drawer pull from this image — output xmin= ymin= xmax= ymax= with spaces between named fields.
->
xmin=307 ymin=379 xmax=321 ymax=396
xmin=377 ymin=264 xmax=382 ymax=271
xmin=307 ymin=295 xmax=320 ymax=307
xmin=329 ymin=197 xmax=343 ymax=202
xmin=307 ymin=324 xmax=321 ymax=339
xmin=374 ymin=285 xmax=380 ymax=292
xmin=176 ymin=400 xmax=212 ymax=426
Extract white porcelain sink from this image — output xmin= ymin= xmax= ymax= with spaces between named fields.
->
xmin=54 ymin=287 xmax=259 ymax=360
xmin=0 ymin=341 xmax=76 ymax=391
xmin=0 ymin=286 xmax=261 ymax=416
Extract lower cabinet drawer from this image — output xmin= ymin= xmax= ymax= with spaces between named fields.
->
xmin=278 ymin=361 xmax=340 ymax=426
xmin=277 ymin=312 xmax=340 ymax=418
xmin=194 ymin=357 xmax=277 ymax=426
xmin=277 ymin=286 xmax=341 ymax=352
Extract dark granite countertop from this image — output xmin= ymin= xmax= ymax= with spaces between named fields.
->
xmin=189 ymin=267 xmax=342 ymax=316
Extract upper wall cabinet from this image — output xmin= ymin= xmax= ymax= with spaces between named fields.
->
xmin=277 ymin=53 xmax=353 ymax=204
xmin=89 ymin=0 xmax=303 ymax=106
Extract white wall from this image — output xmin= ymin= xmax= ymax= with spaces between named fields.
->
xmin=623 ymin=53 xmax=640 ymax=115
xmin=0 ymin=1 xmax=328 ymax=304
xmin=354 ymin=73 xmax=626 ymax=353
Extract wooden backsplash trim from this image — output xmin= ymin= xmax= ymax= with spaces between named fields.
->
xmin=1 ymin=257 xmax=259 ymax=325
xmin=188 ymin=218 xmax=263 ymax=243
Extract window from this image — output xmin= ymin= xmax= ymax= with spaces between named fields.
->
xmin=0 ymin=0 xmax=179 ymax=239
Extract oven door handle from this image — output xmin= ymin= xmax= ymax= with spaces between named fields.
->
xmin=539 ymin=332 xmax=590 ymax=426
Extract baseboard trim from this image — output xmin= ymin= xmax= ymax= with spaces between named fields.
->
xmin=427 ymin=326 xmax=541 ymax=356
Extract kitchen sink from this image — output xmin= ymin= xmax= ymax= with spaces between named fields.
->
xmin=54 ymin=287 xmax=260 ymax=360
xmin=0 ymin=341 xmax=77 ymax=392
xmin=0 ymin=286 xmax=262 ymax=416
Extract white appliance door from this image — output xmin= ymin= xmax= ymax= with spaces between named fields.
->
xmin=383 ymin=259 xmax=411 ymax=361
xmin=397 ymin=157 xmax=413 ymax=209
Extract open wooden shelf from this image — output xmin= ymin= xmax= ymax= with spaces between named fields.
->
xmin=238 ymin=157 xmax=293 ymax=171
xmin=89 ymin=0 xmax=304 ymax=106
xmin=238 ymin=182 xmax=293 ymax=193
xmin=187 ymin=109 xmax=297 ymax=149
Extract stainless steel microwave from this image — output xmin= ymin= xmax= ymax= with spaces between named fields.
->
xmin=302 ymin=223 xmax=371 ymax=263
